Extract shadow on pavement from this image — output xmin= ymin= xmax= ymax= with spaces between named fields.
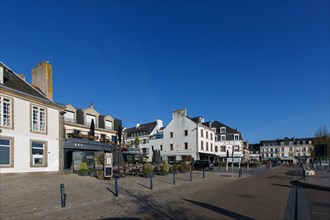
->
xmin=137 ymin=183 xmax=150 ymax=189
xmin=106 ymin=187 xmax=116 ymax=196
xmin=270 ymin=183 xmax=291 ymax=188
xmin=182 ymin=199 xmax=254 ymax=220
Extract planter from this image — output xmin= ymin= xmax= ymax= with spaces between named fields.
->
xmin=78 ymin=171 xmax=89 ymax=176
xmin=159 ymin=171 xmax=169 ymax=176
xmin=96 ymin=170 xmax=104 ymax=179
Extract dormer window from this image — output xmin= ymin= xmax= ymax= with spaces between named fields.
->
xmin=86 ymin=114 xmax=96 ymax=126
xmin=64 ymin=110 xmax=75 ymax=123
xmin=220 ymin=127 xmax=226 ymax=134
xmin=234 ymin=134 xmax=239 ymax=140
xmin=105 ymin=120 xmax=113 ymax=130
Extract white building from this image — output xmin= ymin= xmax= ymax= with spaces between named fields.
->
xmin=212 ymin=121 xmax=245 ymax=163
xmin=0 ymin=61 xmax=64 ymax=174
xmin=123 ymin=120 xmax=163 ymax=162
xmin=260 ymin=137 xmax=313 ymax=164
xmin=161 ymin=109 xmax=216 ymax=162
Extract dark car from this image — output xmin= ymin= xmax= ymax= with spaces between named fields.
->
xmin=193 ymin=160 xmax=214 ymax=170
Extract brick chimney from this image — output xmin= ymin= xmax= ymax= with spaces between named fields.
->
xmin=32 ymin=61 xmax=53 ymax=100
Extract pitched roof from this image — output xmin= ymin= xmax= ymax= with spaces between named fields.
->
xmin=211 ymin=120 xmax=240 ymax=134
xmin=125 ymin=121 xmax=158 ymax=135
xmin=0 ymin=62 xmax=49 ymax=100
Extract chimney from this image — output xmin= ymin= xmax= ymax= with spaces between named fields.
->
xmin=31 ymin=61 xmax=53 ymax=100
xmin=136 ymin=124 xmax=140 ymax=128
xmin=0 ymin=66 xmax=3 ymax=84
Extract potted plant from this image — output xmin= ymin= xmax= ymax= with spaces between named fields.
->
xmin=94 ymin=152 xmax=104 ymax=179
xmin=160 ymin=162 xmax=169 ymax=175
xmin=78 ymin=162 xmax=89 ymax=176
xmin=172 ymin=163 xmax=179 ymax=174
xmin=143 ymin=163 xmax=154 ymax=178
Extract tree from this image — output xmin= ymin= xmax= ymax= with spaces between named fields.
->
xmin=312 ymin=125 xmax=330 ymax=158
xmin=134 ymin=136 xmax=140 ymax=148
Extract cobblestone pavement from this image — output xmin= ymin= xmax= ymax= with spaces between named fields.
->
xmin=0 ymin=170 xmax=244 ymax=220
xmin=3 ymin=165 xmax=326 ymax=220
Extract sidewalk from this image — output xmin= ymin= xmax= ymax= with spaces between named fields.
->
xmin=296 ymin=166 xmax=330 ymax=191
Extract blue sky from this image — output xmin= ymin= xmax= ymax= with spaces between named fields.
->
xmin=1 ymin=0 xmax=329 ymax=143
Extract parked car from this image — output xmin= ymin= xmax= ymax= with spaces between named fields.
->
xmin=193 ymin=160 xmax=214 ymax=170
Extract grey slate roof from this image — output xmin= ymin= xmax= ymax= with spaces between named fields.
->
xmin=211 ymin=121 xmax=240 ymax=135
xmin=125 ymin=121 xmax=158 ymax=136
xmin=0 ymin=62 xmax=49 ymax=101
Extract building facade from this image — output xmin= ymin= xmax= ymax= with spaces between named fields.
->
xmin=212 ymin=121 xmax=245 ymax=163
xmin=63 ymin=103 xmax=121 ymax=171
xmin=0 ymin=61 xmax=64 ymax=174
xmin=260 ymin=137 xmax=313 ymax=164
xmin=123 ymin=120 xmax=163 ymax=162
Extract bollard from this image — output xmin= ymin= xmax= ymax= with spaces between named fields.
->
xmin=190 ymin=170 xmax=192 ymax=182
xmin=150 ymin=175 xmax=153 ymax=190
xmin=203 ymin=170 xmax=205 ymax=179
xmin=173 ymin=172 xmax=176 ymax=185
xmin=115 ymin=178 xmax=119 ymax=197
xmin=60 ymin=183 xmax=66 ymax=208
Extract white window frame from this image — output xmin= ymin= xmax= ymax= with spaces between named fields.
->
xmin=31 ymin=140 xmax=47 ymax=167
xmin=220 ymin=127 xmax=226 ymax=134
xmin=105 ymin=120 xmax=113 ymax=130
xmin=64 ymin=110 xmax=75 ymax=123
xmin=234 ymin=134 xmax=239 ymax=140
xmin=86 ymin=114 xmax=96 ymax=126
xmin=221 ymin=135 xmax=226 ymax=141
xmin=0 ymin=97 xmax=12 ymax=128
xmin=32 ymin=105 xmax=46 ymax=133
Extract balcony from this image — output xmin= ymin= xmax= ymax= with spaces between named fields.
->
xmin=65 ymin=129 xmax=113 ymax=144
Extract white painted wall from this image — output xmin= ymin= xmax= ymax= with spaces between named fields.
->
xmin=162 ymin=110 xmax=198 ymax=161
xmin=0 ymin=96 xmax=60 ymax=173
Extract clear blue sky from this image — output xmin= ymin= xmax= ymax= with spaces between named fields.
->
xmin=1 ymin=0 xmax=329 ymax=143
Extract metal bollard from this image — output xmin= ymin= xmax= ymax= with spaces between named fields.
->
xmin=150 ymin=175 xmax=153 ymax=190
xmin=60 ymin=183 xmax=66 ymax=208
xmin=190 ymin=170 xmax=192 ymax=182
xmin=115 ymin=178 xmax=119 ymax=197
xmin=203 ymin=170 xmax=205 ymax=179
xmin=173 ymin=172 xmax=176 ymax=185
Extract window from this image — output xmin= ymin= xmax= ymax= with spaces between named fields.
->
xmin=206 ymin=142 xmax=209 ymax=151
xmin=86 ymin=114 xmax=96 ymax=126
xmin=170 ymin=144 xmax=173 ymax=151
xmin=221 ymin=146 xmax=226 ymax=152
xmin=201 ymin=141 xmax=204 ymax=150
xmin=289 ymin=141 xmax=293 ymax=146
xmin=185 ymin=142 xmax=188 ymax=150
xmin=234 ymin=134 xmax=239 ymax=140
xmin=210 ymin=144 xmax=213 ymax=152
xmin=302 ymin=141 xmax=306 ymax=145
xmin=184 ymin=130 xmax=188 ymax=136
xmin=234 ymin=146 xmax=239 ymax=152
xmin=221 ymin=135 xmax=226 ymax=141
xmin=297 ymin=141 xmax=300 ymax=145
xmin=0 ymin=137 xmax=13 ymax=167
xmin=32 ymin=105 xmax=46 ymax=133
xmin=215 ymin=146 xmax=218 ymax=152
xmin=200 ymin=129 xmax=204 ymax=138
xmin=211 ymin=133 xmax=213 ymax=140
xmin=0 ymin=97 xmax=12 ymax=128
xmin=280 ymin=142 xmax=284 ymax=146
xmin=31 ymin=141 xmax=47 ymax=167
xmin=105 ymin=120 xmax=113 ymax=130
xmin=170 ymin=132 xmax=173 ymax=138
xmin=64 ymin=110 xmax=75 ymax=123
xmin=206 ymin=131 xmax=209 ymax=139
xmin=160 ymin=145 xmax=163 ymax=151
xmin=220 ymin=127 xmax=226 ymax=134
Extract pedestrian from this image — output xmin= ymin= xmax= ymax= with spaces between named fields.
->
xmin=239 ymin=166 xmax=242 ymax=177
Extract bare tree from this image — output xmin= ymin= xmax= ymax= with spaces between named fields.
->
xmin=312 ymin=124 xmax=330 ymax=157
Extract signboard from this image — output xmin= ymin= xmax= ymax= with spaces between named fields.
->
xmin=104 ymin=153 xmax=113 ymax=177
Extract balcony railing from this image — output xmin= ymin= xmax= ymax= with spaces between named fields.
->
xmin=65 ymin=129 xmax=113 ymax=144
